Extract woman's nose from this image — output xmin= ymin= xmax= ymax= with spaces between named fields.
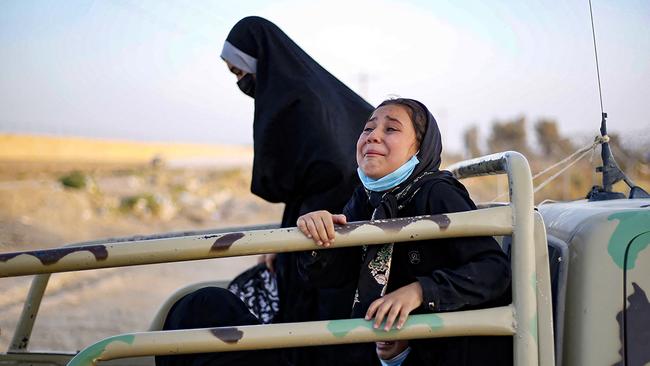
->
xmin=366 ymin=129 xmax=381 ymax=142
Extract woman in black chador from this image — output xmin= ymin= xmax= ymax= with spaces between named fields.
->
xmin=156 ymin=16 xmax=372 ymax=366
xmin=220 ymin=14 xmax=372 ymax=323
xmin=297 ymin=98 xmax=513 ymax=365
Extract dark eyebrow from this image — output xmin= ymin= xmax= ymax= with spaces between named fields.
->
xmin=385 ymin=115 xmax=403 ymax=124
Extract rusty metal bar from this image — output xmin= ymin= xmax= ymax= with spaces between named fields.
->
xmin=0 ymin=206 xmax=512 ymax=278
xmin=8 ymin=274 xmax=51 ymax=351
xmin=449 ymin=151 xmax=538 ymax=366
xmin=7 ymin=223 xmax=277 ymax=352
xmin=67 ymin=306 xmax=515 ymax=366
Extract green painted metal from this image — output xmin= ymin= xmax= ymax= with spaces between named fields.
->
xmin=326 ymin=313 xmax=443 ymax=338
xmin=65 ymin=307 xmax=515 ymax=366
xmin=607 ymin=210 xmax=650 ymax=269
xmin=67 ymin=335 xmax=136 ymax=366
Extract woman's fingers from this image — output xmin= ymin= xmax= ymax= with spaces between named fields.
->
xmin=365 ymin=298 xmax=382 ymax=320
xmin=304 ymin=216 xmax=323 ymax=245
xmin=373 ymin=301 xmax=392 ymax=329
xmin=383 ymin=303 xmax=403 ymax=331
xmin=315 ymin=215 xmax=331 ymax=246
xmin=322 ymin=215 xmax=336 ymax=244
xmin=396 ymin=308 xmax=410 ymax=330
xmin=364 ymin=282 xmax=425 ymax=331
xmin=297 ymin=217 xmax=311 ymax=238
xmin=297 ymin=211 xmax=345 ymax=247
xmin=332 ymin=214 xmax=347 ymax=225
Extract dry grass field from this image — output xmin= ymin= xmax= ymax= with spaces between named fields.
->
xmin=0 ymin=134 xmax=253 ymax=165
xmin=0 ymin=134 xmax=280 ymax=352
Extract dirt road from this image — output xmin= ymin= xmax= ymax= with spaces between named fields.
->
xmin=0 ymin=161 xmax=282 ymax=352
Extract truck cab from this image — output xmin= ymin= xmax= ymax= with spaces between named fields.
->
xmin=539 ymin=199 xmax=650 ymax=366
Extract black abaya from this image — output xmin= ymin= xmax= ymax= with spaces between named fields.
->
xmin=155 ymin=16 xmax=372 ymax=366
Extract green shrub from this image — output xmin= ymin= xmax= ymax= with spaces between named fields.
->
xmin=59 ymin=171 xmax=87 ymax=189
xmin=120 ymin=193 xmax=160 ymax=215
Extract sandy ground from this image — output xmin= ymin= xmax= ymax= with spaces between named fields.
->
xmin=0 ymin=159 xmax=283 ymax=352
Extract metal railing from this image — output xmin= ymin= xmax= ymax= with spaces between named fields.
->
xmin=0 ymin=151 xmax=553 ymax=366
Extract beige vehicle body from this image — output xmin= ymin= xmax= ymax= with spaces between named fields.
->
xmin=0 ymin=151 xmax=647 ymax=366
xmin=538 ymin=199 xmax=650 ymax=366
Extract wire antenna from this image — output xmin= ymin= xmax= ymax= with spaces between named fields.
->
xmin=585 ymin=0 xmax=649 ymax=200
xmin=588 ymin=0 xmax=605 ymax=115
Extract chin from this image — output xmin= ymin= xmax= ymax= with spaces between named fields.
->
xmin=360 ymin=167 xmax=384 ymax=180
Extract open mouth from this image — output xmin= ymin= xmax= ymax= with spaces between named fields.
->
xmin=376 ymin=341 xmax=396 ymax=350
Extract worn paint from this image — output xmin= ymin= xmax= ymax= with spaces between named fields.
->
xmin=335 ymin=215 xmax=451 ymax=236
xmin=335 ymin=221 xmax=367 ymax=235
xmin=613 ymin=282 xmax=650 ymax=366
xmin=0 ymin=245 xmax=108 ymax=265
xmin=379 ymin=215 xmax=451 ymax=232
xmin=210 ymin=233 xmax=245 ymax=251
xmin=450 ymin=157 xmax=505 ymax=179
xmin=529 ymin=271 xmax=538 ymax=342
xmin=530 ymin=314 xmax=538 ymax=343
xmin=67 ymin=334 xmax=135 ymax=366
xmin=210 ymin=327 xmax=244 ymax=343
xmin=607 ymin=211 xmax=650 ymax=269
xmin=326 ymin=314 xmax=443 ymax=338
xmin=429 ymin=215 xmax=451 ymax=230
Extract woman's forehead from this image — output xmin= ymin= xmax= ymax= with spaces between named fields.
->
xmin=369 ymin=104 xmax=411 ymax=123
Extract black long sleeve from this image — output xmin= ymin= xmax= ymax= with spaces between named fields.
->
xmin=411 ymin=181 xmax=511 ymax=312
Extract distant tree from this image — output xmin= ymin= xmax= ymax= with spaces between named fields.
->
xmin=535 ymin=119 xmax=574 ymax=157
xmin=487 ymin=116 xmax=530 ymax=156
xmin=463 ymin=125 xmax=481 ymax=158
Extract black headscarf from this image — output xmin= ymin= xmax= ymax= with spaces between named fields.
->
xmin=351 ymin=98 xmax=451 ymax=317
xmin=223 ymin=16 xmax=373 ymax=210
xmin=352 ymin=98 xmax=445 ymax=219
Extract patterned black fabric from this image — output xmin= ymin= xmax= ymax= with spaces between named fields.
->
xmin=155 ymin=287 xmax=281 ymax=366
xmin=227 ymin=263 xmax=279 ymax=324
xmin=352 ymin=171 xmax=446 ymax=318
xmin=351 ymin=98 xmax=444 ymax=318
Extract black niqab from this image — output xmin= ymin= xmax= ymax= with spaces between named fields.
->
xmin=224 ymin=16 xmax=373 ymax=208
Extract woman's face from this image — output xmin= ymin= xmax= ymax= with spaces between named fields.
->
xmin=356 ymin=104 xmax=419 ymax=179
xmin=225 ymin=61 xmax=247 ymax=81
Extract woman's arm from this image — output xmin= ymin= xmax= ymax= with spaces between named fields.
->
xmin=415 ymin=182 xmax=511 ymax=313
xmin=365 ymin=181 xmax=511 ymax=331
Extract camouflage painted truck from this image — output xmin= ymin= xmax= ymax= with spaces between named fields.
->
xmin=1 ymin=146 xmax=648 ymax=366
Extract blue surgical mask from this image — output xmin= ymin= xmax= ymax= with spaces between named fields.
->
xmin=379 ymin=347 xmax=412 ymax=366
xmin=358 ymin=154 xmax=419 ymax=192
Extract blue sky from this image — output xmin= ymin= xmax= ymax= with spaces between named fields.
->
xmin=1 ymin=0 xmax=648 ymax=152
